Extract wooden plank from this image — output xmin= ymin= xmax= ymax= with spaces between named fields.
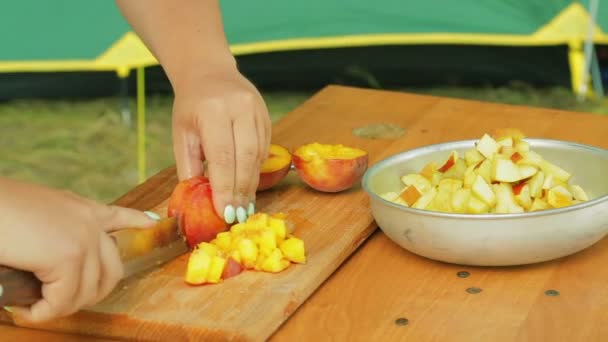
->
xmin=269 ymin=85 xmax=608 ymax=342
xmin=0 ymin=85 xmax=409 ymax=341
xmin=3 ymin=85 xmax=608 ymax=341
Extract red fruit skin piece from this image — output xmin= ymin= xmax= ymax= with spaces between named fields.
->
xmin=438 ymin=154 xmax=456 ymax=172
xmin=221 ymin=257 xmax=244 ymax=279
xmin=513 ymin=182 xmax=526 ymax=195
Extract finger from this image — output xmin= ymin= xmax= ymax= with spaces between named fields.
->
xmin=232 ymin=114 xmax=260 ymax=222
xmin=259 ymin=106 xmax=272 ymax=162
xmin=172 ymin=121 xmax=204 ymax=181
xmin=94 ymin=232 xmax=124 ymax=304
xmin=14 ymin=258 xmax=82 ymax=322
xmin=74 ymin=243 xmax=101 ymax=309
xmin=100 ymin=205 xmax=157 ymax=232
xmin=200 ymin=114 xmax=236 ymax=223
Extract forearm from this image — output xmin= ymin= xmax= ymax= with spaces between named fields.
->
xmin=115 ymin=0 xmax=237 ymax=94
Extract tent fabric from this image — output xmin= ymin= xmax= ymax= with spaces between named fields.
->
xmin=1 ymin=0 xmax=606 ymax=182
xmin=0 ymin=1 xmax=606 ymax=74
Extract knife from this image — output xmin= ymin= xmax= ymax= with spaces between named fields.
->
xmin=0 ymin=216 xmax=188 ymax=308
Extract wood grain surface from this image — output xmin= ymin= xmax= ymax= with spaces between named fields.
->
xmin=1 ymin=85 xmax=607 ymax=342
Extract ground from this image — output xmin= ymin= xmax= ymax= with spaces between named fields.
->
xmin=0 ymin=83 xmax=606 ymax=203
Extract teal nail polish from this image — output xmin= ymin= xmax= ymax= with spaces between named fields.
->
xmin=224 ymin=205 xmax=236 ymax=224
xmin=144 ymin=211 xmax=160 ymax=221
xmin=247 ymin=202 xmax=255 ymax=216
xmin=236 ymin=206 xmax=247 ymax=223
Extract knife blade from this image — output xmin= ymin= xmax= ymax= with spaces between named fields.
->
xmin=0 ymin=216 xmax=188 ymax=308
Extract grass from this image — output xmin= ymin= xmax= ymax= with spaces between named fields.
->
xmin=0 ymin=83 xmax=606 ymax=203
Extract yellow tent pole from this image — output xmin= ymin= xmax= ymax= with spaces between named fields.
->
xmin=137 ymin=66 xmax=147 ymax=183
xmin=568 ymin=39 xmax=585 ymax=96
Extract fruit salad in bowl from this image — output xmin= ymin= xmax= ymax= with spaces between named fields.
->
xmin=363 ymin=129 xmax=608 ymax=266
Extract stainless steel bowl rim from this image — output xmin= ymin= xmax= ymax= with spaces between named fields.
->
xmin=362 ymin=138 xmax=608 ymax=220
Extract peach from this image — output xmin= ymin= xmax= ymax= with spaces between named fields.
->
xmin=168 ymin=176 xmax=228 ymax=248
xmin=292 ymin=142 xmax=368 ymax=192
xmin=257 ymin=144 xmax=292 ymax=191
xmin=167 ymin=175 xmax=206 ymax=218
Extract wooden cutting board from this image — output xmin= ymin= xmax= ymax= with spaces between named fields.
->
xmin=0 ymin=86 xmax=397 ymax=341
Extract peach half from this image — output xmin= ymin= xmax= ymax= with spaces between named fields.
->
xmin=167 ymin=175 xmax=229 ymax=248
xmin=257 ymin=144 xmax=293 ymax=191
xmin=292 ymin=142 xmax=368 ymax=192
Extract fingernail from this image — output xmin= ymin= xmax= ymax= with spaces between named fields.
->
xmin=3 ymin=306 xmax=12 ymax=313
xmin=236 ymin=206 xmax=247 ymax=223
xmin=247 ymin=202 xmax=255 ymax=216
xmin=144 ymin=211 xmax=160 ymax=221
xmin=224 ymin=205 xmax=236 ymax=224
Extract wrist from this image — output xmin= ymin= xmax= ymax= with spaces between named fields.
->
xmin=169 ymin=54 xmax=239 ymax=97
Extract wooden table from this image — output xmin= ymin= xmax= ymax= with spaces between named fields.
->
xmin=2 ymin=85 xmax=608 ymax=341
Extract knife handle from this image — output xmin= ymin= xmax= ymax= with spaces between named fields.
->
xmin=0 ymin=265 xmax=42 ymax=307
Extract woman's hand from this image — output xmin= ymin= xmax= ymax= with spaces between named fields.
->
xmin=114 ymin=0 xmax=272 ymax=223
xmin=0 ymin=178 xmax=156 ymax=322
xmin=171 ymin=69 xmax=271 ymax=224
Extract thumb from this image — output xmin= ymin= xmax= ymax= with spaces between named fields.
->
xmin=101 ymin=205 xmax=159 ymax=232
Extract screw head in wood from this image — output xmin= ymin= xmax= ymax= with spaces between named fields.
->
xmin=466 ymin=287 xmax=482 ymax=294
xmin=545 ymin=289 xmax=560 ymax=296
xmin=457 ymin=271 xmax=470 ymax=278
xmin=395 ymin=317 xmax=409 ymax=326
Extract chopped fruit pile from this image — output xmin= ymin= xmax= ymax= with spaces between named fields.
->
xmin=184 ymin=213 xmax=306 ymax=285
xmin=292 ymin=142 xmax=369 ymax=192
xmin=381 ymin=128 xmax=590 ymax=214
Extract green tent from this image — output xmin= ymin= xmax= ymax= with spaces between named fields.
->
xmin=1 ymin=0 xmax=606 ymax=180
xmin=1 ymin=0 xmax=606 ymax=90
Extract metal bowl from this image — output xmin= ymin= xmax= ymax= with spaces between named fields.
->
xmin=362 ymin=138 xmax=608 ymax=266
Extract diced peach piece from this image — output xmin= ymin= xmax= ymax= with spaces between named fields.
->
xmin=268 ymin=216 xmax=287 ymax=243
xmin=530 ymin=198 xmax=550 ymax=211
xmin=258 ymin=229 xmax=277 ymax=256
xmin=515 ymin=184 xmax=532 ymax=210
xmin=196 ymin=242 xmax=219 ymax=257
xmin=450 ymin=188 xmax=471 ymax=213
xmin=467 ymin=195 xmax=490 ymax=214
xmin=465 ymin=148 xmax=485 ymax=166
xmin=492 ymin=128 xmax=525 ymax=142
xmin=401 ymin=174 xmax=432 ymax=193
xmin=399 ymin=185 xmax=422 ymax=206
xmin=547 ymin=185 xmax=574 ymax=208
xmin=212 ymin=232 xmax=232 ymax=252
xmin=412 ymin=187 xmax=438 ymax=209
xmin=476 ymin=134 xmax=500 ymax=159
xmin=472 ymin=175 xmax=496 ymax=207
xmin=280 ymin=237 xmax=307 ymax=264
xmin=438 ymin=152 xmax=457 ymax=172
xmin=420 ymin=162 xmax=437 ymax=180
xmin=238 ymin=238 xmax=258 ymax=269
xmin=570 ymin=184 xmax=589 ymax=201
xmin=528 ymin=171 xmax=545 ymax=198
xmin=260 ymin=249 xmax=290 ymax=273
xmin=497 ymin=137 xmax=513 ymax=147
xmin=491 ymin=158 xmax=523 ymax=183
xmin=206 ymin=256 xmax=227 ymax=284
xmin=184 ymin=250 xmax=212 ymax=285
